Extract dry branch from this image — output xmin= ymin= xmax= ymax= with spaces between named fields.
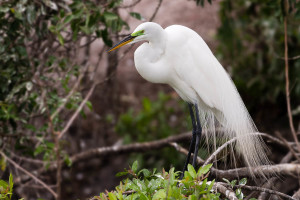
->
xmin=0 ymin=151 xmax=57 ymax=198
xmin=213 ymin=164 xmax=300 ymax=179
xmin=213 ymin=182 xmax=238 ymax=200
xmin=231 ymin=184 xmax=296 ymax=200
xmin=283 ymin=2 xmax=300 ymax=153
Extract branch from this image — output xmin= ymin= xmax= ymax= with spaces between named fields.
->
xmin=171 ymin=142 xmax=300 ymax=178
xmin=149 ymin=0 xmax=163 ymax=22
xmin=284 ymin=5 xmax=300 ymax=153
xmin=50 ymin=63 xmax=88 ymax=121
xmin=231 ymin=184 xmax=296 ymax=200
xmin=203 ymin=132 xmax=292 ymax=166
xmin=0 ymin=151 xmax=57 ymax=198
xmin=40 ymin=132 xmax=192 ymax=173
xmin=58 ymin=82 xmax=96 ymax=139
xmin=212 ymin=164 xmax=300 ymax=179
xmin=213 ymin=182 xmax=238 ymax=200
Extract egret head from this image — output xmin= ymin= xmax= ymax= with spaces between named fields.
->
xmin=107 ymin=22 xmax=163 ymax=52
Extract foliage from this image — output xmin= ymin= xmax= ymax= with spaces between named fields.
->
xmin=0 ymin=174 xmax=13 ymax=200
xmin=0 ymin=0 xmax=133 ymax=163
xmin=217 ymin=0 xmax=300 ymax=110
xmin=116 ymin=92 xmax=190 ymax=169
xmin=94 ymin=161 xmax=220 ymax=200
xmin=93 ymin=161 xmax=257 ymax=200
xmin=0 ymin=0 xmax=133 ymax=198
xmin=116 ymin=92 xmax=190 ymax=143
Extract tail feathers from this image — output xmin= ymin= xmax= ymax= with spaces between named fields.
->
xmin=197 ymin=100 xmax=271 ymax=179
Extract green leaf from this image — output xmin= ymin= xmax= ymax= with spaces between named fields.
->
xmin=230 ymin=180 xmax=237 ymax=187
xmin=64 ymin=15 xmax=73 ymax=24
xmin=108 ymin=192 xmax=117 ymax=200
xmin=138 ymin=169 xmax=150 ymax=177
xmin=103 ymin=11 xmax=118 ymax=21
xmin=207 ymin=179 xmax=215 ymax=191
xmin=187 ymin=164 xmax=196 ymax=179
xmin=64 ymin=155 xmax=72 ymax=167
xmin=131 ymin=161 xmax=138 ymax=173
xmin=197 ymin=163 xmax=212 ymax=176
xmin=222 ymin=178 xmax=231 ymax=185
xmin=0 ymin=180 xmax=8 ymax=188
xmin=238 ymin=178 xmax=247 ymax=185
xmin=129 ymin=12 xmax=144 ymax=20
xmin=9 ymin=173 xmax=13 ymax=191
xmin=152 ymin=189 xmax=166 ymax=200
xmin=86 ymin=101 xmax=93 ymax=111
xmin=57 ymin=33 xmax=64 ymax=45
xmin=116 ymin=171 xmax=128 ymax=177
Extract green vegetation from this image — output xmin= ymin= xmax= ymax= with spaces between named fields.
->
xmin=93 ymin=161 xmax=255 ymax=200
xmin=217 ymin=0 xmax=300 ymax=110
xmin=0 ymin=174 xmax=13 ymax=200
xmin=116 ymin=92 xmax=190 ymax=169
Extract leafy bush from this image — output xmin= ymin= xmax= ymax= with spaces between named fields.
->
xmin=94 ymin=161 xmax=219 ymax=200
xmin=0 ymin=174 xmax=13 ymax=200
xmin=217 ymin=0 xmax=300 ymax=110
xmin=116 ymin=92 xmax=191 ymax=169
xmin=93 ymin=161 xmax=257 ymax=200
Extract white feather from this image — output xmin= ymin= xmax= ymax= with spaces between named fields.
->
xmin=133 ymin=22 xmax=269 ymax=176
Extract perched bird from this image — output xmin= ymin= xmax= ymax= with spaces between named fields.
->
xmin=108 ymin=22 xmax=269 ymax=177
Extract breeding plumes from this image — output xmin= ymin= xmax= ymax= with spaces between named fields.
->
xmin=108 ymin=22 xmax=270 ymax=177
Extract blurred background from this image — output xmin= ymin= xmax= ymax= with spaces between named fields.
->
xmin=0 ymin=0 xmax=299 ymax=199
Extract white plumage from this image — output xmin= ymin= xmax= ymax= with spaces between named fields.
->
xmin=109 ymin=22 xmax=269 ymax=175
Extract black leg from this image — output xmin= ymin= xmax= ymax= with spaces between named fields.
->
xmin=192 ymin=104 xmax=202 ymax=167
xmin=180 ymin=103 xmax=197 ymax=180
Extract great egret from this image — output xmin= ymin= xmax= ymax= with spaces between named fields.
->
xmin=108 ymin=22 xmax=269 ymax=177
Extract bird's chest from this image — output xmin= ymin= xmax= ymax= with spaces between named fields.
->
xmin=134 ymin=45 xmax=171 ymax=84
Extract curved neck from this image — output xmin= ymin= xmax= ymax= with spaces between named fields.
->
xmin=148 ymin=29 xmax=166 ymax=56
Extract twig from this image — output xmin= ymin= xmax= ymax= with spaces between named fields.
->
xmin=213 ymin=163 xmax=300 ymax=178
xmin=50 ymin=63 xmax=88 ymax=120
xmin=58 ymin=82 xmax=97 ymax=139
xmin=231 ymin=184 xmax=296 ymax=200
xmin=7 ymin=150 xmax=46 ymax=165
xmin=149 ymin=0 xmax=163 ymax=22
xmin=292 ymin=188 xmax=300 ymax=199
xmin=257 ymin=151 xmax=293 ymax=199
xmin=275 ymin=131 xmax=300 ymax=163
xmin=40 ymin=132 xmax=192 ymax=173
xmin=0 ymin=151 xmax=57 ymax=198
xmin=203 ymin=132 xmax=286 ymax=166
xmin=203 ymin=137 xmax=236 ymax=166
xmin=213 ymin=182 xmax=238 ymax=200
xmin=169 ymin=142 xmax=204 ymax=164
xmin=284 ymin=4 xmax=300 ymax=153
xmin=120 ymin=0 xmax=142 ymax=8
xmin=171 ymin=141 xmax=300 ymax=179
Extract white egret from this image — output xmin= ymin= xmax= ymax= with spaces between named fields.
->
xmin=108 ymin=22 xmax=269 ymax=177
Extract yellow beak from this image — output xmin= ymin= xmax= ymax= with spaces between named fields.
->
xmin=107 ymin=35 xmax=135 ymax=52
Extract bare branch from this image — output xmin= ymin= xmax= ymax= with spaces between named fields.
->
xmin=231 ymin=184 xmax=296 ymax=200
xmin=149 ymin=0 xmax=163 ymax=22
xmin=284 ymin=6 xmax=300 ymax=153
xmin=213 ymin=182 xmax=238 ymax=200
xmin=0 ymin=151 xmax=57 ymax=198
xmin=212 ymin=164 xmax=300 ymax=179
xmin=50 ymin=63 xmax=88 ymax=121
xmin=120 ymin=0 xmax=142 ymax=8
xmin=58 ymin=82 xmax=97 ymax=139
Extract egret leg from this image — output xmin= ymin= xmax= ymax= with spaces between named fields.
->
xmin=180 ymin=103 xmax=197 ymax=180
xmin=192 ymin=104 xmax=202 ymax=167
